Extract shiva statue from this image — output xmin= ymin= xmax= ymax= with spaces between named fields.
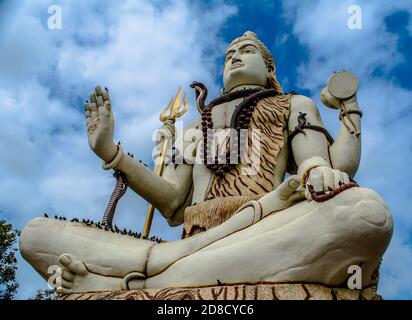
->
xmin=20 ymin=31 xmax=392 ymax=294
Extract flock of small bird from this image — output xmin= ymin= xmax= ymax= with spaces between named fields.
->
xmin=127 ymin=151 xmax=149 ymax=168
xmin=43 ymin=213 xmax=162 ymax=243
xmin=40 ymin=151 xmax=159 ymax=243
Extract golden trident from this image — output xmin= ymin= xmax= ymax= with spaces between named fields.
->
xmin=142 ymin=86 xmax=189 ymax=237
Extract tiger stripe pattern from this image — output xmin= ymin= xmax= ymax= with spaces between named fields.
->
xmin=205 ymin=93 xmax=292 ymax=200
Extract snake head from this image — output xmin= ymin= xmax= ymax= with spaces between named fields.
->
xmin=190 ymin=82 xmax=208 ymax=115
xmin=190 ymin=81 xmax=208 ymax=97
xmin=190 ymin=81 xmax=200 ymax=89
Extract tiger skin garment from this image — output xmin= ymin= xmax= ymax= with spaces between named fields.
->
xmin=183 ymin=93 xmax=292 ymax=238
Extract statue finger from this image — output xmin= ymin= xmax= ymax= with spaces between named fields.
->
xmin=288 ymin=190 xmax=306 ymax=203
xmin=333 ymin=169 xmax=344 ymax=188
xmin=96 ymin=95 xmax=104 ymax=108
xmin=102 ymin=87 xmax=110 ymax=102
xmin=342 ymin=172 xmax=350 ymax=185
xmin=84 ymin=101 xmax=91 ymax=124
xmin=318 ymin=167 xmax=334 ymax=192
xmin=278 ymin=174 xmax=300 ymax=200
xmin=90 ymin=93 xmax=97 ymax=104
xmin=304 ymin=188 xmax=313 ymax=201
xmin=90 ymin=102 xmax=98 ymax=120
xmin=308 ymin=170 xmax=323 ymax=193
xmin=157 ymin=127 xmax=172 ymax=141
xmin=155 ymin=129 xmax=165 ymax=142
xmin=97 ymin=100 xmax=106 ymax=117
xmin=95 ymin=85 xmax=104 ymax=97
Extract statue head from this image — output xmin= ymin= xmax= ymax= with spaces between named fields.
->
xmin=223 ymin=31 xmax=283 ymax=94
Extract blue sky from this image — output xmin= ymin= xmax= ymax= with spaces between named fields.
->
xmin=0 ymin=0 xmax=411 ymax=299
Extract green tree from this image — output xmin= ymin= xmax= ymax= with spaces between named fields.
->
xmin=30 ymin=289 xmax=57 ymax=300
xmin=0 ymin=219 xmax=19 ymax=300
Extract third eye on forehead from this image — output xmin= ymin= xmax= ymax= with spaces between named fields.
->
xmin=225 ymin=43 xmax=259 ymax=61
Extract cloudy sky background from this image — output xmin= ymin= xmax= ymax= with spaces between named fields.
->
xmin=0 ymin=0 xmax=411 ymax=299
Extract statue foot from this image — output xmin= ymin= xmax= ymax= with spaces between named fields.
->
xmin=56 ymin=253 xmax=122 ymax=294
xmin=20 ymin=217 xmax=155 ymax=281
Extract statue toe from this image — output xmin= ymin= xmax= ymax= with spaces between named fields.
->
xmin=59 ymin=254 xmax=88 ymax=276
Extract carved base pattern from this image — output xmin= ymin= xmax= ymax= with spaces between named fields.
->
xmin=59 ymin=283 xmax=382 ymax=300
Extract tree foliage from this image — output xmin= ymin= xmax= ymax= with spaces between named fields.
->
xmin=30 ymin=289 xmax=58 ymax=300
xmin=0 ymin=219 xmax=19 ymax=300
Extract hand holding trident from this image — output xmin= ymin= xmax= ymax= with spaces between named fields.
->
xmin=142 ymin=86 xmax=189 ymax=237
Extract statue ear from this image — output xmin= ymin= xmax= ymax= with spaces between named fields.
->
xmin=266 ymin=66 xmax=275 ymax=88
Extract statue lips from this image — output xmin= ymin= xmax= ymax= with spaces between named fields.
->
xmin=230 ymin=62 xmax=244 ymax=71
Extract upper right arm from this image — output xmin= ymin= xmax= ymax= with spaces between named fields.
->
xmin=161 ymin=163 xmax=193 ymax=225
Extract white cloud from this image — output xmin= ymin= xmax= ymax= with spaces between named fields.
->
xmin=281 ymin=0 xmax=412 ymax=299
xmin=0 ymin=0 xmax=236 ymax=298
xmin=380 ymin=235 xmax=412 ymax=298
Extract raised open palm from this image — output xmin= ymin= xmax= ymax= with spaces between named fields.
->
xmin=85 ymin=86 xmax=117 ymax=162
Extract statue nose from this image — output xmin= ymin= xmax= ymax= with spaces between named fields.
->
xmin=232 ymin=56 xmax=242 ymax=64
xmin=231 ymin=48 xmax=242 ymax=61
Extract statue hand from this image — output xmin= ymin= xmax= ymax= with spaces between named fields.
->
xmin=320 ymin=86 xmax=341 ymax=109
xmin=321 ymin=86 xmax=358 ymax=110
xmin=275 ymin=174 xmax=306 ymax=205
xmin=305 ymin=166 xmax=350 ymax=201
xmin=155 ymin=120 xmax=175 ymax=144
xmin=153 ymin=121 xmax=175 ymax=162
xmin=260 ymin=175 xmax=305 ymax=218
xmin=85 ymin=86 xmax=117 ymax=162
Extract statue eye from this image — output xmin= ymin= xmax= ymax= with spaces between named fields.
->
xmin=244 ymin=49 xmax=254 ymax=54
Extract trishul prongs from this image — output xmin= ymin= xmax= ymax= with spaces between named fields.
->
xmin=159 ymin=86 xmax=189 ymax=123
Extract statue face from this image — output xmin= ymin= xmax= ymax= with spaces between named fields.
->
xmin=223 ymin=40 xmax=268 ymax=92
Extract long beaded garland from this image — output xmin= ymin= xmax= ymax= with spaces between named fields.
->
xmin=199 ymin=88 xmax=279 ymax=177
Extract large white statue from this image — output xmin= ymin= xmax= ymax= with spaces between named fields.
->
xmin=20 ymin=31 xmax=392 ymax=294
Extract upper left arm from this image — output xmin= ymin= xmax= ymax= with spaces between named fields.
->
xmin=288 ymin=95 xmax=331 ymax=168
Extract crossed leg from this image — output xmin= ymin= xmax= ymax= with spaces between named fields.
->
xmin=145 ymin=187 xmax=392 ymax=288
xmin=20 ymin=186 xmax=392 ymax=293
